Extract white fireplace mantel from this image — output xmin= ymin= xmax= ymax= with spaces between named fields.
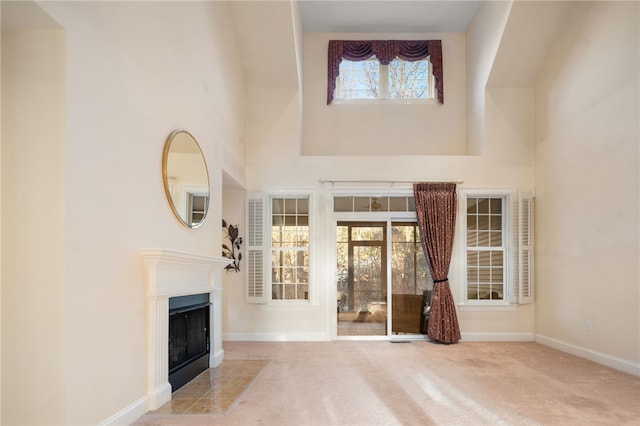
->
xmin=139 ymin=249 xmax=231 ymax=410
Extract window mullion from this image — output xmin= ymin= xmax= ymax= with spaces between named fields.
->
xmin=379 ymin=63 xmax=388 ymax=98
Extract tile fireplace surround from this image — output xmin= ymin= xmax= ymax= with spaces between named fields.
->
xmin=139 ymin=249 xmax=231 ymax=410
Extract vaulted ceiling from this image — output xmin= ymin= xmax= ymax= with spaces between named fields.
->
xmin=298 ymin=1 xmax=481 ymax=33
xmin=487 ymin=1 xmax=573 ymax=88
xmin=228 ymin=1 xmax=300 ymax=89
xmin=228 ymin=0 xmax=573 ymax=90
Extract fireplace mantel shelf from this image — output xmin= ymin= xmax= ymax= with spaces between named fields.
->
xmin=139 ymin=249 xmax=232 ymax=298
xmin=139 ymin=249 xmax=231 ymax=267
xmin=138 ymin=248 xmax=230 ymax=410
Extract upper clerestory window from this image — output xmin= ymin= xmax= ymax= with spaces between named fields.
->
xmin=327 ymin=40 xmax=444 ymax=105
xmin=336 ymin=57 xmax=435 ymax=101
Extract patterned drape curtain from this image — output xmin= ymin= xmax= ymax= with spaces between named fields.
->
xmin=327 ymin=40 xmax=444 ymax=105
xmin=413 ymin=183 xmax=461 ymax=344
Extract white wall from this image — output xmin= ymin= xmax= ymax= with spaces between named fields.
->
xmin=8 ymin=1 xmax=636 ymax=422
xmin=2 ymin=1 xmax=246 ymax=424
xmin=1 ymin=28 xmax=67 ymax=425
xmin=229 ymin=24 xmax=536 ymax=340
xmin=534 ymin=1 xmax=640 ymax=369
xmin=465 ymin=0 xmax=512 ymax=155
xmin=302 ymin=32 xmax=467 ymax=156
xmin=0 ymin=8 xmax=3 ymax=421
xmin=222 ymin=189 xmax=248 ymax=334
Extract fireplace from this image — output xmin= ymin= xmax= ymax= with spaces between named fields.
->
xmin=169 ymin=293 xmax=210 ymax=391
xmin=139 ymin=249 xmax=231 ymax=410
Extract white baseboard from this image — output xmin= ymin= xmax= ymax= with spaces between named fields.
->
xmin=147 ymin=382 xmax=172 ymax=411
xmin=223 ymin=332 xmax=330 ymax=341
xmin=100 ymin=350 xmax=229 ymax=426
xmin=211 ymin=348 xmax=225 ymax=367
xmin=461 ymin=332 xmax=535 ymax=342
xmin=224 ymin=332 xmax=535 ymax=343
xmin=100 ymin=382 xmax=171 ymax=425
xmin=98 ymin=395 xmax=148 ymax=426
xmin=536 ymin=334 xmax=640 ymax=377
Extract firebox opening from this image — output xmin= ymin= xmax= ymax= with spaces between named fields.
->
xmin=168 ymin=293 xmax=210 ymax=392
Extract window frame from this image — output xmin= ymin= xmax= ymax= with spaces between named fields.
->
xmin=267 ymin=192 xmax=313 ymax=305
xmin=334 ymin=56 xmax=437 ymax=103
xmin=458 ymin=188 xmax=515 ymax=308
xmin=327 ymin=40 xmax=444 ymax=105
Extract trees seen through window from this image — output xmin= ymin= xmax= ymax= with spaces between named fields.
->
xmin=336 ymin=56 xmax=435 ymax=100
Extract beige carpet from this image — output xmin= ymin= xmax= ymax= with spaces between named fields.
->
xmin=134 ymin=341 xmax=640 ymax=425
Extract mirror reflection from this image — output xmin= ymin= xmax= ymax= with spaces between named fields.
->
xmin=162 ymin=130 xmax=210 ymax=228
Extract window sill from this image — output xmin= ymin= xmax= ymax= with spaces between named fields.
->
xmin=331 ymin=98 xmax=439 ymax=106
xmin=263 ymin=300 xmax=317 ymax=310
xmin=457 ymin=303 xmax=517 ymax=311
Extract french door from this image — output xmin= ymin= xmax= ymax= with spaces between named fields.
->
xmin=336 ymin=221 xmax=431 ymax=337
xmin=337 ymin=222 xmax=387 ymax=336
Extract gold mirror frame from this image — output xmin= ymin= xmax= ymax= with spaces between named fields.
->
xmin=162 ymin=130 xmax=210 ymax=228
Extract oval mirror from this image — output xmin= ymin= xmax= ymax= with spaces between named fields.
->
xmin=162 ymin=130 xmax=210 ymax=228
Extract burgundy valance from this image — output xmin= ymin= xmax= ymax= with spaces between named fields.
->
xmin=327 ymin=40 xmax=443 ymax=105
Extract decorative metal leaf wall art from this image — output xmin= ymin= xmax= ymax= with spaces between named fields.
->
xmin=222 ymin=219 xmax=243 ymax=272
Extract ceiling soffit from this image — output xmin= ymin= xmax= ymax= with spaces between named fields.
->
xmin=488 ymin=1 xmax=574 ymax=88
xmin=229 ymin=1 xmax=299 ymax=89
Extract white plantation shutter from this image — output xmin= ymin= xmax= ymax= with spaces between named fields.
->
xmin=519 ymin=194 xmax=534 ymax=303
xmin=511 ymin=195 xmax=520 ymax=304
xmin=512 ymin=192 xmax=534 ymax=304
xmin=246 ymin=193 xmax=267 ymax=303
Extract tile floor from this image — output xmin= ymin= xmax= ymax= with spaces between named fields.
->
xmin=149 ymin=359 xmax=269 ymax=415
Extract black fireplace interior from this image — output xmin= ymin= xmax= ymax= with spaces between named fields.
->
xmin=169 ymin=293 xmax=210 ymax=392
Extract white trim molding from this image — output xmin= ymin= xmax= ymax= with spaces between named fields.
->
xmin=139 ymin=249 xmax=232 ymax=410
xmin=223 ymin=332 xmax=330 ymax=342
xmin=536 ymin=334 xmax=640 ymax=377
xmin=461 ymin=332 xmax=535 ymax=342
xmin=98 ymin=396 xmax=148 ymax=426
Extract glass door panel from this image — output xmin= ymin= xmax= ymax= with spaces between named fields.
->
xmin=353 ymin=245 xmax=384 ymax=314
xmin=337 ymin=223 xmax=387 ymax=336
xmin=390 ymin=223 xmax=432 ymax=335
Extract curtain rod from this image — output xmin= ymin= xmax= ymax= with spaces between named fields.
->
xmin=319 ymin=179 xmax=464 ymax=184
